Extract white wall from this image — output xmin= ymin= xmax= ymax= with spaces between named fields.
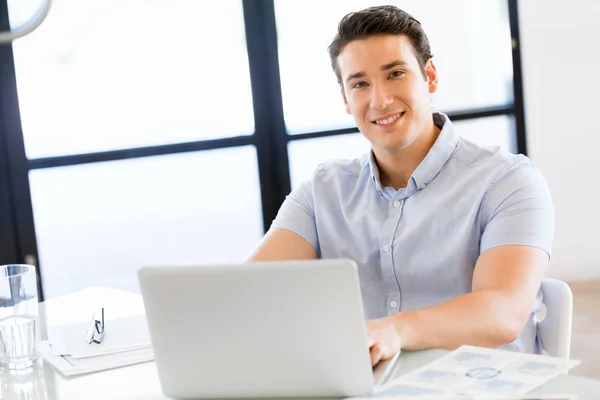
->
xmin=519 ymin=0 xmax=600 ymax=282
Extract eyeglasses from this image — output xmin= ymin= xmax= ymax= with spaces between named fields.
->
xmin=86 ymin=307 xmax=105 ymax=344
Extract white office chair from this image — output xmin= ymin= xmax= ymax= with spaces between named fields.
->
xmin=536 ymin=277 xmax=573 ymax=359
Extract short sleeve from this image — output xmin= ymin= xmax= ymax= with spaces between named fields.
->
xmin=268 ymin=180 xmax=320 ymax=255
xmin=480 ymin=158 xmax=555 ymax=257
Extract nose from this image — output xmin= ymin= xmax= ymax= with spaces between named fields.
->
xmin=370 ymin=84 xmax=394 ymax=110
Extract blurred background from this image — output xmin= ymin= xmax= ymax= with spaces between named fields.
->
xmin=0 ymin=0 xmax=597 ymax=370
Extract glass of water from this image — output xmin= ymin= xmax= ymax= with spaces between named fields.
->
xmin=0 ymin=265 xmax=41 ymax=370
xmin=1 ymin=362 xmax=48 ymax=399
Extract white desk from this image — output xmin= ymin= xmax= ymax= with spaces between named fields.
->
xmin=2 ymin=287 xmax=599 ymax=400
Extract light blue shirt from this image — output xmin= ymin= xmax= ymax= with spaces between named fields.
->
xmin=270 ymin=113 xmax=554 ymax=354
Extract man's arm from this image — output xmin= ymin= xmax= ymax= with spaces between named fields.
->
xmin=249 ymin=228 xmax=318 ymax=261
xmin=396 ymin=244 xmax=547 ymax=350
xmin=367 ymin=245 xmax=547 ymax=364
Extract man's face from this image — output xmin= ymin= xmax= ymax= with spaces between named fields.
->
xmin=337 ymin=34 xmax=438 ymax=154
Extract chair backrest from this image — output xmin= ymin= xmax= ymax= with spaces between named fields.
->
xmin=537 ymin=277 xmax=573 ymax=358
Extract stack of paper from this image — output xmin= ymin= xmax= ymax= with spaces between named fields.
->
xmin=41 ymin=314 xmax=154 ymax=376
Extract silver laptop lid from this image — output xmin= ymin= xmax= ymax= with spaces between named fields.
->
xmin=138 ymin=259 xmax=379 ymax=398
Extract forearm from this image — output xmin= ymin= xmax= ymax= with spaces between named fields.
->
xmin=395 ymin=290 xmax=526 ymax=351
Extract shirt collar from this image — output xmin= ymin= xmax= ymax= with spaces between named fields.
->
xmin=367 ymin=112 xmax=459 ymax=194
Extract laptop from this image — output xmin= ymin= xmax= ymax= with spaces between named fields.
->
xmin=137 ymin=259 xmax=401 ymax=399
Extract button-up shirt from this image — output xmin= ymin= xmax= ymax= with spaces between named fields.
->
xmin=270 ymin=113 xmax=554 ymax=354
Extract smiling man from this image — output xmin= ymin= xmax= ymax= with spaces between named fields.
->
xmin=249 ymin=5 xmax=554 ymax=366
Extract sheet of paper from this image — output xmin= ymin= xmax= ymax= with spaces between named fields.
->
xmin=349 ymin=381 xmax=578 ymax=399
xmin=377 ymin=345 xmax=580 ymax=399
xmin=48 ymin=314 xmax=151 ymax=358
xmin=40 ymin=341 xmax=154 ymax=377
xmin=351 ymin=383 xmax=455 ymax=399
xmin=350 ymin=388 xmax=578 ymax=400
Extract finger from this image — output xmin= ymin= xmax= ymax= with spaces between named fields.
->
xmin=367 ymin=335 xmax=375 ymax=348
xmin=370 ymin=344 xmax=382 ymax=367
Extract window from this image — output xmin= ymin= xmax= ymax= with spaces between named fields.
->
xmin=0 ymin=0 xmax=526 ymax=298
xmin=454 ymin=116 xmax=516 ymax=153
xmin=10 ymin=0 xmax=254 ymax=158
xmin=288 ymin=134 xmax=369 ymax=189
xmin=29 ymin=147 xmax=263 ymax=298
xmin=275 ymin=0 xmax=513 ymax=135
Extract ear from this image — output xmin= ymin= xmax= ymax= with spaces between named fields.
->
xmin=343 ymin=96 xmax=352 ymax=114
xmin=425 ymin=58 xmax=438 ymax=94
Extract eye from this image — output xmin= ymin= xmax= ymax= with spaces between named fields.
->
xmin=352 ymin=81 xmax=368 ymax=89
xmin=389 ymin=70 xmax=405 ymax=79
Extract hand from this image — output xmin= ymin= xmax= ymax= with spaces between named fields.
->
xmin=366 ymin=316 xmax=402 ymax=367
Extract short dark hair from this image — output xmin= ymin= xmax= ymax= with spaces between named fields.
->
xmin=327 ymin=5 xmax=433 ymax=84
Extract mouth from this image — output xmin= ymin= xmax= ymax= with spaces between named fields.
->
xmin=371 ymin=112 xmax=405 ymax=128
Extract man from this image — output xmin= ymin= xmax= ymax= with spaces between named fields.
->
xmin=249 ymin=5 xmax=554 ymax=366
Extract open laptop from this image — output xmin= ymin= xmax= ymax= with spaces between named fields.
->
xmin=137 ymin=259 xmax=401 ymax=399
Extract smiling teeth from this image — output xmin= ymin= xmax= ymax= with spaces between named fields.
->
xmin=375 ymin=113 xmax=402 ymax=125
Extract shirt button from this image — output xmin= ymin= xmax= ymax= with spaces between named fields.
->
xmin=390 ymin=300 xmax=398 ymax=308
xmin=393 ymin=200 xmax=401 ymax=208
xmin=382 ymin=244 xmax=391 ymax=253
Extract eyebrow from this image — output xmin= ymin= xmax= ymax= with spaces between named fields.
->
xmin=345 ymin=60 xmax=409 ymax=83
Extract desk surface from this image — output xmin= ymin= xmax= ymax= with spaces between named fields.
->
xmin=3 ymin=287 xmax=598 ymax=400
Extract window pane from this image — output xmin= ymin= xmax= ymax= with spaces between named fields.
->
xmin=453 ymin=115 xmax=516 ymax=153
xmin=10 ymin=0 xmax=254 ymax=158
xmin=288 ymin=133 xmax=370 ymax=188
xmin=275 ymin=0 xmax=513 ymax=134
xmin=29 ymin=147 xmax=264 ymax=299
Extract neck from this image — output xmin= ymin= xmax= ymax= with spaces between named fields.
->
xmin=374 ymin=120 xmax=440 ymax=190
